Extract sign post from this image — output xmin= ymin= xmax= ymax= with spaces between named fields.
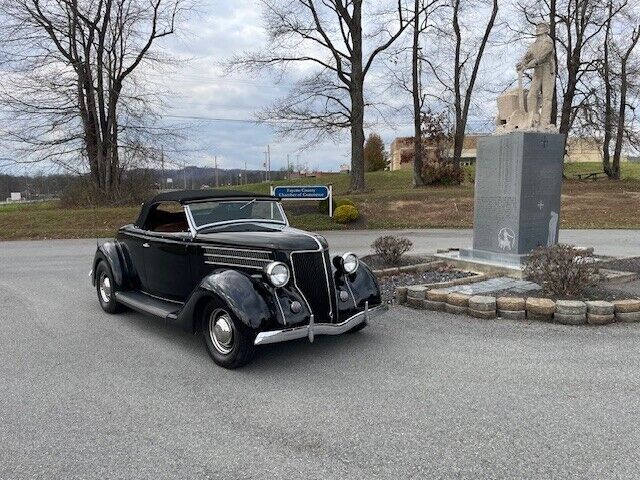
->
xmin=270 ymin=184 xmax=333 ymax=217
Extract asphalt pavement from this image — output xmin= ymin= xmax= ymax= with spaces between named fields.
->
xmin=2 ymin=236 xmax=640 ymax=479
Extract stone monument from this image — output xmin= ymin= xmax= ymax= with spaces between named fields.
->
xmin=459 ymin=22 xmax=565 ymax=267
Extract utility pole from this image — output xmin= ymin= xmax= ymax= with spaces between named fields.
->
xmin=244 ymin=162 xmax=247 ymax=185
xmin=183 ymin=161 xmax=187 ymax=189
xmin=263 ymin=150 xmax=268 ymax=182
xmin=286 ymin=154 xmax=290 ymax=179
xmin=267 ymin=144 xmax=271 ymax=181
xmin=214 ymin=155 xmax=219 ymax=187
xmin=160 ymin=146 xmax=165 ymax=190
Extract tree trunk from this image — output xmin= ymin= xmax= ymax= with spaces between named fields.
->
xmin=350 ymin=87 xmax=366 ymax=192
xmin=602 ymin=3 xmax=613 ymax=177
xmin=558 ymin=72 xmax=576 ymax=135
xmin=452 ymin=129 xmax=465 ymax=165
xmin=452 ymin=0 xmax=462 ymax=166
xmin=412 ymin=0 xmax=424 ymax=187
xmin=549 ymin=0 xmax=558 ymax=125
xmin=349 ymin=1 xmax=366 ymax=192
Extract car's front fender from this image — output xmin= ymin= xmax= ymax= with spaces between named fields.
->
xmin=346 ymin=262 xmax=383 ymax=309
xmin=175 ymin=269 xmax=276 ymax=334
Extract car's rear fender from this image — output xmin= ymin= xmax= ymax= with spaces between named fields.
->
xmin=92 ymin=241 xmax=126 ymax=288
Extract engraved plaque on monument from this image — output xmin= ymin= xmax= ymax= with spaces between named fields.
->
xmin=459 ymin=132 xmax=564 ymax=265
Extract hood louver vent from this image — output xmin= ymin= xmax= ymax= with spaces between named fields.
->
xmin=203 ymin=246 xmax=273 ymax=270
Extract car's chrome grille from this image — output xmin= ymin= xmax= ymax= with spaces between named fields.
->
xmin=290 ymin=250 xmax=335 ymax=323
xmin=203 ymin=246 xmax=273 ymax=270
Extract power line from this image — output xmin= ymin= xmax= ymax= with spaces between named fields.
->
xmin=163 ymin=113 xmax=495 ymax=128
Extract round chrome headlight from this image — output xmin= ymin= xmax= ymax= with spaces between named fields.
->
xmin=264 ymin=262 xmax=290 ymax=288
xmin=341 ymin=252 xmax=359 ymax=274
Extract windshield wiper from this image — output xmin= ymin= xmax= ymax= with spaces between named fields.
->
xmin=238 ymin=199 xmax=256 ymax=210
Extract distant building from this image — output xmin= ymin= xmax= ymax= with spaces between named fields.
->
xmin=389 ymin=135 xmax=485 ymax=170
xmin=565 ymin=137 xmax=629 ymax=163
xmin=390 ymin=134 xmax=629 ymax=170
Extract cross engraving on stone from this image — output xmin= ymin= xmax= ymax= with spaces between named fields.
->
xmin=537 ymin=201 xmax=545 ymax=210
xmin=542 ymin=137 xmax=549 ymax=148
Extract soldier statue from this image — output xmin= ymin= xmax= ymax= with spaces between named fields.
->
xmin=516 ymin=22 xmax=555 ymax=129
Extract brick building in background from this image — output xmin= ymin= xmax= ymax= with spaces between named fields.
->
xmin=389 ymin=135 xmax=629 ymax=171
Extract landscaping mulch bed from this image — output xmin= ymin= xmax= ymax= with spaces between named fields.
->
xmin=361 ymin=254 xmax=436 ymax=270
xmin=378 ymin=266 xmax=475 ymax=302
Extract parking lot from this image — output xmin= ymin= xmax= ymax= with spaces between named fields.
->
xmin=2 ymin=238 xmax=640 ymax=479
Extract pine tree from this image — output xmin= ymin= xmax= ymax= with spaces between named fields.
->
xmin=364 ymin=133 xmax=387 ymax=172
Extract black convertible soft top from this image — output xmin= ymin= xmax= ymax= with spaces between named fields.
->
xmin=148 ymin=189 xmax=276 ymax=204
xmin=135 ymin=189 xmax=278 ymax=228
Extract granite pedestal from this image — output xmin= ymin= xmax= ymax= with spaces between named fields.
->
xmin=460 ymin=131 xmax=565 ymax=266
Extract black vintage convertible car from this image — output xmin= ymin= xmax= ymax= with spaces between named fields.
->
xmin=91 ymin=189 xmax=387 ymax=368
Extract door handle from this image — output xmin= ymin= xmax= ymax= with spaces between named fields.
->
xmin=143 ymin=243 xmax=150 ymax=248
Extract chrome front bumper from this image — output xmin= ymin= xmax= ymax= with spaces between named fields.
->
xmin=254 ymin=302 xmax=389 ymax=346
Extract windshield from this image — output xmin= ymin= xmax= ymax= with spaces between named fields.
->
xmin=187 ymin=200 xmax=286 ymax=229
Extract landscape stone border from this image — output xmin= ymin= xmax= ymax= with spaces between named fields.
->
xmin=395 ymin=290 xmax=640 ymax=326
xmin=393 ymin=271 xmax=486 ymax=307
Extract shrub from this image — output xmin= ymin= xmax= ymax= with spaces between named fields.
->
xmin=464 ymin=165 xmax=476 ymax=184
xmin=318 ymin=197 xmax=337 ymax=214
xmin=60 ymin=174 xmax=154 ymax=207
xmin=421 ymin=161 xmax=465 ymax=185
xmin=524 ymin=244 xmax=600 ymax=297
xmin=371 ymin=235 xmax=413 ymax=266
xmin=334 ymin=204 xmax=359 ymax=224
xmin=336 ymin=198 xmax=356 ymax=208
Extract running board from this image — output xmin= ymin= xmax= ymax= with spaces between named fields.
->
xmin=114 ymin=291 xmax=182 ymax=320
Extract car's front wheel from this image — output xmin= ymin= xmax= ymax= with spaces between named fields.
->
xmin=201 ymin=300 xmax=255 ymax=369
xmin=95 ymin=260 xmax=123 ymax=314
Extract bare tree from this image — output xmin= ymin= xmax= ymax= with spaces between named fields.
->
xmin=600 ymin=1 xmax=640 ymax=178
xmin=231 ymin=0 xmax=417 ymax=192
xmin=424 ymin=0 xmax=498 ymax=166
xmin=0 ymin=0 xmax=190 ymax=200
xmin=411 ymin=0 xmax=429 ymax=186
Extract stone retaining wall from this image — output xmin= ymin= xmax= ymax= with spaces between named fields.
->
xmin=396 ymin=287 xmax=640 ymax=325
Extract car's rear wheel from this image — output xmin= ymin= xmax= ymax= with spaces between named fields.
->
xmin=201 ymin=300 xmax=255 ymax=369
xmin=95 ymin=261 xmax=123 ymax=314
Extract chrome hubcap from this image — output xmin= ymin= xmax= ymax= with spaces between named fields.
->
xmin=99 ymin=274 xmax=111 ymax=303
xmin=209 ymin=309 xmax=234 ymax=355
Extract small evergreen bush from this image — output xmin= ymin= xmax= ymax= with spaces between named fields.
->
xmin=334 ymin=205 xmax=359 ymax=224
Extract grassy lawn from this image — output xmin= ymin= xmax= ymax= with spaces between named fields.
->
xmin=1 ymin=162 xmax=639 ymax=240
